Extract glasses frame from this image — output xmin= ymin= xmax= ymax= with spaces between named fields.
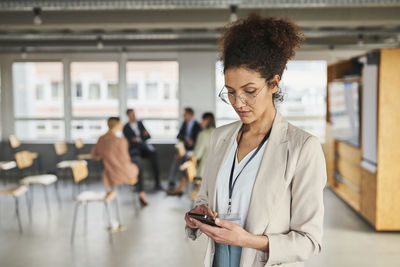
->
xmin=218 ymin=80 xmax=270 ymax=106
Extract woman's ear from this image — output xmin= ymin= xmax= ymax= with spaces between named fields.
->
xmin=269 ymin=74 xmax=281 ymax=94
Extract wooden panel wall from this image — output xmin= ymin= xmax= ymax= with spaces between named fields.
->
xmin=376 ymin=48 xmax=400 ymax=230
xmin=360 ymin=168 xmax=377 ymax=227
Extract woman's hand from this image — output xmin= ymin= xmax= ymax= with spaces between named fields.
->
xmin=185 ymin=204 xmax=217 ymax=229
xmin=195 ymin=218 xmax=251 ymax=247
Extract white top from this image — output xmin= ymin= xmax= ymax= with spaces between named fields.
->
xmin=129 ymin=122 xmax=141 ymax=141
xmin=216 ymin=138 xmax=267 ymax=227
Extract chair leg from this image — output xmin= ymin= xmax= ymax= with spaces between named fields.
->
xmin=25 ymin=192 xmax=32 ymax=223
xmin=55 ymin=181 xmax=62 ymax=208
xmin=14 ymin=197 xmax=23 ymax=233
xmin=84 ymin=202 xmax=88 ymax=234
xmin=114 ymin=195 xmax=122 ymax=226
xmin=103 ymin=202 xmax=113 ymax=244
xmin=43 ymin=185 xmax=51 ymax=217
xmin=71 ymin=202 xmax=81 ymax=244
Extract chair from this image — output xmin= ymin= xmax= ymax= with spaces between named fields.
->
xmin=16 ymin=151 xmax=60 ymax=217
xmin=55 ymin=142 xmax=86 ymax=168
xmin=70 ymin=162 xmax=122 ymax=244
xmin=175 ymin=141 xmax=186 ymax=158
xmin=179 ymin=154 xmax=199 ymax=201
xmin=9 ymin=135 xmax=40 ymax=172
xmin=0 ymin=185 xmax=30 ymax=233
xmin=54 ymin=142 xmax=87 ymax=191
xmin=0 ymin=161 xmax=17 ymax=185
xmin=9 ymin=135 xmax=39 ymax=160
xmin=73 ymin=139 xmax=91 ymax=160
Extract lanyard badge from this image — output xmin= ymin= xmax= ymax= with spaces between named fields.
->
xmin=227 ymin=125 xmax=272 ymax=215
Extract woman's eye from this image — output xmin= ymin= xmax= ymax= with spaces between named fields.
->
xmin=228 ymin=91 xmax=235 ymax=95
xmin=245 ymin=90 xmax=256 ymax=94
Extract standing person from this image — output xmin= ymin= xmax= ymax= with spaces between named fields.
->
xmin=123 ymin=108 xmax=162 ymax=191
xmin=185 ymin=14 xmax=326 ymax=267
xmin=168 ymin=112 xmax=216 ymax=196
xmin=167 ymin=107 xmax=202 ymax=191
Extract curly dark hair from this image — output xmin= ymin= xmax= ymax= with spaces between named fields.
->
xmin=218 ymin=13 xmax=305 ymax=102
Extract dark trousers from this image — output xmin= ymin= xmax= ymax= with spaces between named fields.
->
xmin=131 ymin=155 xmax=144 ymax=192
xmin=140 ymin=144 xmax=160 ymax=186
xmin=130 ymin=143 xmax=161 ymax=191
xmin=167 ymin=153 xmax=188 ymax=190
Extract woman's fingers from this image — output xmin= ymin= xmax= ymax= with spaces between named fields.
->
xmin=184 ymin=213 xmax=198 ymax=229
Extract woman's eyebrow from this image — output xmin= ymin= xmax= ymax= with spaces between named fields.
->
xmin=225 ymin=82 xmax=256 ymax=89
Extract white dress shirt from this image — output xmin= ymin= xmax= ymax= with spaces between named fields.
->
xmin=129 ymin=122 xmax=141 ymax=141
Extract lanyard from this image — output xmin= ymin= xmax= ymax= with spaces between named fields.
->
xmin=227 ymin=126 xmax=272 ymax=215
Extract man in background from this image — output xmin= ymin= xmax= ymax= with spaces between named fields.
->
xmin=123 ymin=108 xmax=162 ymax=191
xmin=167 ymin=107 xmax=202 ymax=192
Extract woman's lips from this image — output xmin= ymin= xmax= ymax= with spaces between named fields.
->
xmin=238 ymin=111 xmax=251 ymax=117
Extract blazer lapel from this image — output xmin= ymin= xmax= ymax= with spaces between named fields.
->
xmin=244 ymin=111 xmax=289 ymax=234
xmin=209 ymin=121 xmax=242 ymax=210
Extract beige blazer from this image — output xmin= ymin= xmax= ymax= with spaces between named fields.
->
xmin=193 ymin=127 xmax=215 ymax=178
xmin=186 ymin=111 xmax=327 ymax=267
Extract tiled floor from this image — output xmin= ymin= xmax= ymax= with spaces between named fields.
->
xmin=0 ymin=181 xmax=399 ymax=267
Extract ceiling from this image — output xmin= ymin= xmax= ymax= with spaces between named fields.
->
xmin=0 ymin=0 xmax=399 ymax=52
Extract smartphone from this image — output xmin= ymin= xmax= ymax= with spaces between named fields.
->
xmin=188 ymin=212 xmax=220 ymax=227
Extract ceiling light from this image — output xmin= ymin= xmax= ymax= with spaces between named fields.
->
xmin=21 ymin=47 xmax=27 ymax=59
xmin=33 ymin=7 xmax=42 ymax=25
xmin=97 ymin=36 xmax=104 ymax=50
xmin=230 ymin=5 xmax=238 ymax=22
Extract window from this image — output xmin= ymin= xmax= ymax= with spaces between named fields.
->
xmin=127 ymin=83 xmax=139 ymax=99
xmin=107 ymin=83 xmax=118 ymax=99
xmin=278 ymin=60 xmax=327 ymax=142
xmin=71 ymin=62 xmax=118 ymax=117
xmin=12 ymin=62 xmax=64 ymax=141
xmin=51 ymin=81 xmax=61 ymax=99
xmin=15 ymin=120 xmax=65 ymax=141
xmin=13 ymin=62 xmax=64 ymax=118
xmin=215 ymin=60 xmax=327 ymax=142
xmin=74 ymin=82 xmax=83 ymax=98
xmin=215 ymin=61 xmax=239 ymax=127
xmin=71 ymin=120 xmax=108 ymax=142
xmin=35 ymin=84 xmax=45 ymax=100
xmin=146 ymin=82 xmax=158 ymax=100
xmin=88 ymin=83 xmax=101 ymax=100
xmin=126 ymin=61 xmax=179 ymax=140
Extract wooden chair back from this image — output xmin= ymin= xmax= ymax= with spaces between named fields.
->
xmin=74 ymin=139 xmax=84 ymax=150
xmin=126 ymin=176 xmax=138 ymax=186
xmin=9 ymin=135 xmax=21 ymax=149
xmin=175 ymin=141 xmax=186 ymax=158
xmin=14 ymin=151 xmax=34 ymax=169
xmin=54 ymin=142 xmax=68 ymax=156
xmin=186 ymin=155 xmax=197 ymax=183
xmin=72 ymin=162 xmax=88 ymax=184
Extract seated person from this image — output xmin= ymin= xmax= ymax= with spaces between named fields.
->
xmin=123 ymin=108 xmax=162 ymax=191
xmin=167 ymin=107 xmax=202 ymax=191
xmin=91 ymin=117 xmax=148 ymax=206
xmin=168 ymin=112 xmax=215 ymax=196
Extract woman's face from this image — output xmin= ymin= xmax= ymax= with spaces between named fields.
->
xmin=201 ymin=118 xmax=209 ymax=129
xmin=224 ymin=67 xmax=278 ymax=125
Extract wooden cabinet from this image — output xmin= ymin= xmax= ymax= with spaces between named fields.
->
xmin=325 ymin=48 xmax=400 ymax=231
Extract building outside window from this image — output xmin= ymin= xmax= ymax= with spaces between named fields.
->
xmin=126 ymin=61 xmax=179 ymax=140
xmin=12 ymin=62 xmax=65 ymax=141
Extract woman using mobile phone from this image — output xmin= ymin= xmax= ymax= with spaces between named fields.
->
xmin=184 ymin=13 xmax=326 ymax=267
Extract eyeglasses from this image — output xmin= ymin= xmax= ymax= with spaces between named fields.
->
xmin=218 ymin=82 xmax=269 ymax=106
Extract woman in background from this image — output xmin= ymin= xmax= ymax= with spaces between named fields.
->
xmin=91 ymin=117 xmax=148 ymax=205
xmin=168 ymin=112 xmax=216 ymax=196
